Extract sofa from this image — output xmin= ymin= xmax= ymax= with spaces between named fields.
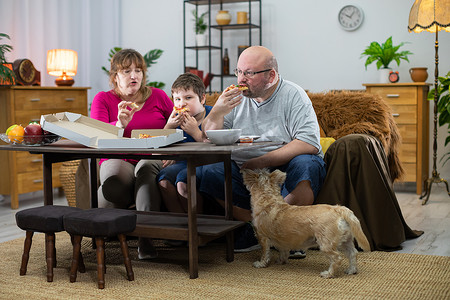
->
xmin=61 ymin=90 xmax=422 ymax=251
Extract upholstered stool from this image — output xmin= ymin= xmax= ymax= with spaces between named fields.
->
xmin=15 ymin=205 xmax=86 ymax=282
xmin=63 ymin=208 xmax=136 ymax=289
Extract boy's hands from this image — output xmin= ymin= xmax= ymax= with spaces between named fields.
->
xmin=180 ymin=114 xmax=199 ymax=135
xmin=165 ymin=110 xmax=184 ymax=129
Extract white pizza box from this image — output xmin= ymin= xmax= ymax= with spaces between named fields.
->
xmin=40 ymin=112 xmax=184 ymax=148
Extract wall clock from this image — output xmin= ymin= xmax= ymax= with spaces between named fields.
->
xmin=13 ymin=59 xmax=41 ymax=86
xmin=338 ymin=5 xmax=364 ymax=31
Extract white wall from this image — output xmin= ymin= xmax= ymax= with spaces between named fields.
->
xmin=122 ymin=0 xmax=450 ymax=181
xmin=1 ymin=0 xmax=449 ymax=180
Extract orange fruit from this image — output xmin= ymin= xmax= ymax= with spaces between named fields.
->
xmin=7 ymin=124 xmax=25 ymax=143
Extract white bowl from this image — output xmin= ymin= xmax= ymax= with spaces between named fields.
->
xmin=206 ymin=129 xmax=242 ymax=145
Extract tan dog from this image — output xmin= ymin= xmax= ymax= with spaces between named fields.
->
xmin=241 ymin=168 xmax=370 ymax=278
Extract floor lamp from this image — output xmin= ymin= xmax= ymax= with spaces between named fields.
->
xmin=408 ymin=0 xmax=450 ymax=204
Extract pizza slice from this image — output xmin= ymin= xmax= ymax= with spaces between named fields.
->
xmin=173 ymin=106 xmax=190 ymax=114
xmin=225 ymin=84 xmax=248 ymax=92
xmin=139 ymin=133 xmax=158 ymax=139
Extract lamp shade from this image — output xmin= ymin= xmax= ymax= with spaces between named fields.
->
xmin=408 ymin=0 xmax=450 ymax=33
xmin=47 ymin=49 xmax=78 ymax=86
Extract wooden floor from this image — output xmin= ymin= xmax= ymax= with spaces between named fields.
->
xmin=1 ymin=186 xmax=449 ymax=256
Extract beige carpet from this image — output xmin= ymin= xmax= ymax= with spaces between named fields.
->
xmin=0 ymin=232 xmax=449 ymax=300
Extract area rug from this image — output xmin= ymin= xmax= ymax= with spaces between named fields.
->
xmin=0 ymin=232 xmax=448 ymax=299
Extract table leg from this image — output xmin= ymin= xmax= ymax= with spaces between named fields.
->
xmin=42 ymin=154 xmax=53 ymax=206
xmin=187 ymin=159 xmax=198 ymax=279
xmin=224 ymin=156 xmax=234 ymax=262
xmin=89 ymin=158 xmax=98 ymax=208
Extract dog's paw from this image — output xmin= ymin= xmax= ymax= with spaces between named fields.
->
xmin=320 ymin=270 xmax=335 ymax=278
xmin=275 ymin=257 xmax=288 ymax=265
xmin=253 ymin=261 xmax=268 ymax=268
xmin=345 ymin=266 xmax=358 ymax=275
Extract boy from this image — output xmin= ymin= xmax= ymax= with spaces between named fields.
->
xmin=157 ymin=73 xmax=212 ymax=213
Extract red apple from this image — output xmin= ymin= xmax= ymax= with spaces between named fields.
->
xmin=24 ymin=122 xmax=43 ymax=144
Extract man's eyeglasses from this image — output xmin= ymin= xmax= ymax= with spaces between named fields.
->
xmin=234 ymin=68 xmax=272 ymax=78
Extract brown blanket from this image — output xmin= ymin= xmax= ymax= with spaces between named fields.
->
xmin=309 ymin=91 xmax=404 ymax=181
xmin=315 ymin=134 xmax=422 ymax=251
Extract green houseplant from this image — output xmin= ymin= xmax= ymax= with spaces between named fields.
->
xmin=0 ymin=33 xmax=16 ymax=85
xmin=192 ymin=10 xmax=208 ymax=35
xmin=428 ymin=71 xmax=450 ymax=165
xmin=192 ymin=10 xmax=208 ymax=46
xmin=101 ymin=47 xmax=165 ymax=89
xmin=360 ymin=36 xmax=413 ymax=70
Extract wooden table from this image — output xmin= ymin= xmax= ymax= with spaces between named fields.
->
xmin=0 ymin=140 xmax=274 ymax=278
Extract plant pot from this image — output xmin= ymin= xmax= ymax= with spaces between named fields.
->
xmin=379 ymin=68 xmax=391 ymax=83
xmin=196 ymin=34 xmax=207 ymax=47
xmin=216 ymin=10 xmax=231 ymax=25
xmin=409 ymin=67 xmax=428 ymax=82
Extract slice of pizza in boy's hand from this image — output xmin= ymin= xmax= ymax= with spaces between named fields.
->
xmin=173 ymin=106 xmax=190 ymax=114
xmin=225 ymin=84 xmax=248 ymax=92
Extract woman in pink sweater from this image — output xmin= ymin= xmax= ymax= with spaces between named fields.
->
xmin=90 ymin=49 xmax=173 ymax=259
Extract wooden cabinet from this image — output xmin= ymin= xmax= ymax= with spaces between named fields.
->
xmin=363 ymin=83 xmax=430 ymax=194
xmin=0 ymin=86 xmax=89 ymax=209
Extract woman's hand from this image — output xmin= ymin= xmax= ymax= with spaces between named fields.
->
xmin=116 ymin=101 xmax=139 ymax=128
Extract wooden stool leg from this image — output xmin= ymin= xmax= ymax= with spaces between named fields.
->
xmin=95 ymin=238 xmax=105 ymax=289
xmin=118 ymin=234 xmax=134 ymax=281
xmin=20 ymin=231 xmax=34 ymax=276
xmin=69 ymin=235 xmax=83 ymax=283
xmin=70 ymin=234 xmax=86 ymax=273
xmin=45 ymin=233 xmax=55 ymax=282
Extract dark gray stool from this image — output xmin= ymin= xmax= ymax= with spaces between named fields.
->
xmin=15 ymin=205 xmax=85 ymax=282
xmin=63 ymin=208 xmax=136 ymax=289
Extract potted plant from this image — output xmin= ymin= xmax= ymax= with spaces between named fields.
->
xmin=428 ymin=71 xmax=450 ymax=165
xmin=0 ymin=33 xmax=16 ymax=85
xmin=101 ymin=47 xmax=165 ymax=89
xmin=192 ymin=10 xmax=208 ymax=46
xmin=360 ymin=36 xmax=413 ymax=83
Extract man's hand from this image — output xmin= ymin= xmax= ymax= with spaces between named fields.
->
xmin=203 ymin=87 xmax=243 ymax=132
xmin=162 ymin=160 xmax=176 ymax=168
xmin=241 ymin=156 xmax=268 ymax=170
xmin=214 ymin=87 xmax=244 ymax=115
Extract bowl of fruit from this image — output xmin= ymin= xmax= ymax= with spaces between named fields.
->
xmin=1 ymin=122 xmax=61 ymax=146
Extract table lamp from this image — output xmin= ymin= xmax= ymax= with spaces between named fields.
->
xmin=47 ymin=49 xmax=78 ymax=86
xmin=408 ymin=0 xmax=450 ymax=204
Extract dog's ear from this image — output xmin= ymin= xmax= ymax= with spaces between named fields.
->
xmin=241 ymin=169 xmax=258 ymax=186
xmin=270 ymin=169 xmax=286 ymax=185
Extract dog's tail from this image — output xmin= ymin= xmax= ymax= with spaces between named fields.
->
xmin=339 ymin=206 xmax=371 ymax=251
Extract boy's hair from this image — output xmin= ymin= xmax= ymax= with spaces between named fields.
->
xmin=171 ymin=73 xmax=206 ymax=100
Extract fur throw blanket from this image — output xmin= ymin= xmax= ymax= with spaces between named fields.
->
xmin=309 ymin=91 xmax=403 ymax=181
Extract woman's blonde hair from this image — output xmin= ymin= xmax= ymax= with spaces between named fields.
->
xmin=109 ymin=48 xmax=151 ymax=99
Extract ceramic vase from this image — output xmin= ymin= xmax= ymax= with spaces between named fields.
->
xmin=379 ymin=68 xmax=391 ymax=83
xmin=196 ymin=34 xmax=207 ymax=47
xmin=237 ymin=11 xmax=248 ymax=24
xmin=409 ymin=67 xmax=428 ymax=82
xmin=216 ymin=10 xmax=231 ymax=25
